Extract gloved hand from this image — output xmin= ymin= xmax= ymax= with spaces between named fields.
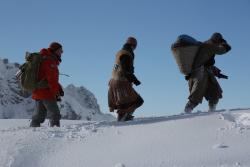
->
xmin=185 ymin=75 xmax=190 ymax=81
xmin=56 ymin=95 xmax=62 ymax=102
xmin=59 ymin=88 xmax=64 ymax=97
xmin=55 ymin=87 xmax=64 ymax=101
xmin=220 ymin=39 xmax=231 ymax=52
xmin=133 ymin=79 xmax=141 ymax=86
xmin=126 ymin=73 xmax=141 ymax=86
xmin=212 ymin=66 xmax=221 ymax=76
xmin=224 ymin=44 xmax=231 ymax=52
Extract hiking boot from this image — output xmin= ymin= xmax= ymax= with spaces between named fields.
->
xmin=49 ymin=120 xmax=60 ymax=127
xmin=117 ymin=113 xmax=129 ymax=122
xmin=117 ymin=113 xmax=124 ymax=121
xmin=184 ymin=101 xmax=197 ymax=113
xmin=208 ymin=101 xmax=218 ymax=112
xmin=184 ymin=104 xmax=193 ymax=113
xmin=208 ymin=104 xmax=216 ymax=112
xmin=30 ymin=121 xmax=40 ymax=127
xmin=184 ymin=107 xmax=192 ymax=113
xmin=125 ymin=114 xmax=134 ymax=121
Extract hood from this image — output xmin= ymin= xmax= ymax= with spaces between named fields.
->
xmin=40 ymin=48 xmax=61 ymax=64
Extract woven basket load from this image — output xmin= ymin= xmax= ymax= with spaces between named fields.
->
xmin=171 ymin=35 xmax=200 ymax=75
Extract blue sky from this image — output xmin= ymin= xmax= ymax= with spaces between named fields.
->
xmin=0 ymin=0 xmax=249 ymax=117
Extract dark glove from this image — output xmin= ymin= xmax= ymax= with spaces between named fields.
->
xmin=220 ymin=38 xmax=231 ymax=52
xmin=133 ymin=79 xmax=141 ymax=86
xmin=56 ymin=95 xmax=62 ymax=102
xmin=126 ymin=73 xmax=141 ymax=86
xmin=59 ymin=88 xmax=64 ymax=97
xmin=224 ymin=44 xmax=231 ymax=52
xmin=185 ymin=75 xmax=190 ymax=81
xmin=212 ymin=66 xmax=228 ymax=79
xmin=212 ymin=66 xmax=221 ymax=76
xmin=217 ymin=73 xmax=228 ymax=79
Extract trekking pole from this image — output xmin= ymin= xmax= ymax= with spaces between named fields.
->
xmin=59 ymin=73 xmax=70 ymax=77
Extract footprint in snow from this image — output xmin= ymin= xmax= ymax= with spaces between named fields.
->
xmin=212 ymin=143 xmax=229 ymax=149
xmin=114 ymin=163 xmax=126 ymax=167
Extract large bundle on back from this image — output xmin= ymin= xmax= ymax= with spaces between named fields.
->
xmin=16 ymin=52 xmax=48 ymax=92
xmin=171 ymin=35 xmax=201 ymax=75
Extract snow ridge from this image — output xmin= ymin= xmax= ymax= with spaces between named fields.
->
xmin=0 ymin=109 xmax=250 ymax=167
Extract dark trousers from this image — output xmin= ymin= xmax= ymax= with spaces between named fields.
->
xmin=31 ymin=100 xmax=61 ymax=127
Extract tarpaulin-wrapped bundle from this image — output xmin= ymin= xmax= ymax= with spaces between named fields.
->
xmin=171 ymin=35 xmax=201 ymax=75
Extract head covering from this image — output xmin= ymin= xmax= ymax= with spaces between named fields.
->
xmin=49 ymin=42 xmax=62 ymax=52
xmin=126 ymin=37 xmax=137 ymax=47
xmin=210 ymin=33 xmax=223 ymax=43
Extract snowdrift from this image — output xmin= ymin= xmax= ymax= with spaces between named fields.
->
xmin=0 ymin=108 xmax=250 ymax=167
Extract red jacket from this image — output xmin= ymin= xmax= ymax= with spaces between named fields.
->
xmin=32 ymin=48 xmax=61 ymax=100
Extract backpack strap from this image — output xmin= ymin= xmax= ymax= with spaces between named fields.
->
xmin=185 ymin=44 xmax=202 ymax=80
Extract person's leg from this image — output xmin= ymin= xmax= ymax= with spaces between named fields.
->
xmin=43 ymin=100 xmax=61 ymax=127
xmin=108 ymin=83 xmax=116 ymax=113
xmin=117 ymin=96 xmax=144 ymax=121
xmin=30 ymin=100 xmax=47 ymax=127
xmin=185 ymin=73 xmax=208 ymax=113
xmin=208 ymin=99 xmax=219 ymax=112
xmin=117 ymin=111 xmax=127 ymax=121
xmin=126 ymin=96 xmax=144 ymax=121
xmin=184 ymin=100 xmax=199 ymax=113
xmin=205 ymin=76 xmax=222 ymax=112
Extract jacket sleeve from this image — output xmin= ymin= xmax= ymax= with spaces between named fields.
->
xmin=119 ymin=54 xmax=139 ymax=82
xmin=44 ymin=60 xmax=60 ymax=97
xmin=205 ymin=43 xmax=231 ymax=55
xmin=119 ymin=54 xmax=134 ymax=74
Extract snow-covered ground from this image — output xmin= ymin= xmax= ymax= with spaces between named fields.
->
xmin=0 ymin=108 xmax=250 ymax=167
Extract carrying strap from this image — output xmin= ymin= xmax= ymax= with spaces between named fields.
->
xmin=185 ymin=45 xmax=202 ymax=80
xmin=190 ymin=45 xmax=202 ymax=74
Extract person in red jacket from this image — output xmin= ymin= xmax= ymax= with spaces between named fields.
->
xmin=30 ymin=42 xmax=64 ymax=127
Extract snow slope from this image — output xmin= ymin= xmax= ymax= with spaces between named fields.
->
xmin=0 ymin=58 xmax=114 ymax=121
xmin=0 ymin=108 xmax=250 ymax=167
